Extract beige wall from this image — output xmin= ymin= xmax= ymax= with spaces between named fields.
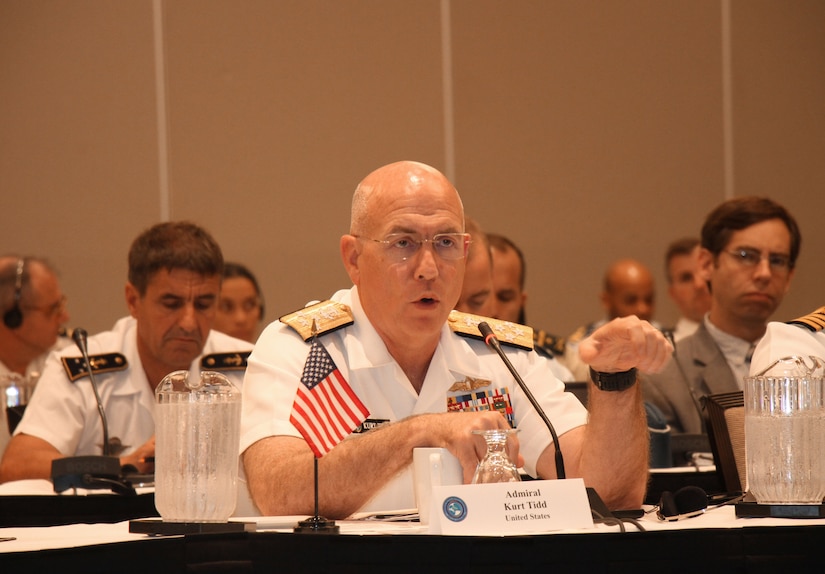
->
xmin=1 ymin=0 xmax=823 ymax=339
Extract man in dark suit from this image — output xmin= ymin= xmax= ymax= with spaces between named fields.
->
xmin=641 ymin=197 xmax=801 ymax=435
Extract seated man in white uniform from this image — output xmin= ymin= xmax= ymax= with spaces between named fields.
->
xmin=0 ymin=255 xmax=71 ymax=456
xmin=240 ymin=160 xmax=672 ymax=519
xmin=0 ymin=221 xmax=252 ymax=482
xmin=750 ymin=306 xmax=825 ymax=374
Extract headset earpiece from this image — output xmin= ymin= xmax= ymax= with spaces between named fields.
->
xmin=3 ymin=258 xmax=24 ymax=330
xmin=657 ymin=486 xmax=709 ymax=520
xmin=3 ymin=305 xmax=23 ymax=329
xmin=658 ymin=490 xmax=680 ymax=518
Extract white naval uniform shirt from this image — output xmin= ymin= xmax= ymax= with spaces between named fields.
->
xmin=240 ymin=286 xmax=588 ymax=515
xmin=751 ymin=322 xmax=825 ymax=376
xmin=15 ymin=316 xmax=251 ymax=458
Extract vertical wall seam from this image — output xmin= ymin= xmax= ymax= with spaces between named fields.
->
xmin=440 ymin=0 xmax=456 ymax=184
xmin=721 ymin=0 xmax=735 ymax=199
xmin=153 ymin=0 xmax=171 ymax=221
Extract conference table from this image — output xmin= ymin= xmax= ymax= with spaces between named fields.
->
xmin=2 ymin=479 xmax=825 ymax=572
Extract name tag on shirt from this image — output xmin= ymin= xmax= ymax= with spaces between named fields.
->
xmin=352 ymin=418 xmax=389 ymax=433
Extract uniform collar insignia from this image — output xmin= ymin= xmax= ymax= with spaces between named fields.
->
xmin=447 ymin=310 xmax=534 ymax=351
xmin=281 ymin=300 xmax=354 ymax=341
xmin=61 ymin=353 xmax=129 ymax=383
xmin=201 ymin=351 xmax=251 ymax=370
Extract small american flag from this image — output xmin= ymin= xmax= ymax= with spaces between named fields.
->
xmin=289 ymin=338 xmax=369 ymax=458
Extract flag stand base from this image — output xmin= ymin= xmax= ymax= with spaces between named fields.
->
xmin=294 ymin=515 xmax=340 ymax=534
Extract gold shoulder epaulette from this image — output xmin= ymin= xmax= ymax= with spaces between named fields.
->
xmin=61 ymin=353 xmax=128 ymax=383
xmin=534 ymin=329 xmax=566 ymax=357
xmin=280 ymin=300 xmax=354 ymax=341
xmin=201 ymin=351 xmax=251 ymax=371
xmin=447 ymin=310 xmax=534 ymax=351
xmin=787 ymin=306 xmax=825 ymax=332
xmin=566 ymin=325 xmax=588 ymax=345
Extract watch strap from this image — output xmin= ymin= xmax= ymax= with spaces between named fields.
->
xmin=589 ymin=367 xmax=638 ymax=392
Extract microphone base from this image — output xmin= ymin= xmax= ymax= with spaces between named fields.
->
xmin=51 ymin=455 xmax=130 ymax=494
xmin=294 ymin=515 xmax=340 ymax=534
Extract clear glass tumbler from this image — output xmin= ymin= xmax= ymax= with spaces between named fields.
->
xmin=471 ymin=428 xmax=521 ymax=484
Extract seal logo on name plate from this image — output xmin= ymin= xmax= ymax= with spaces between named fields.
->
xmin=442 ymin=496 xmax=468 ymax=522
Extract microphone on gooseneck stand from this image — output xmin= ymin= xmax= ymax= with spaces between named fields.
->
xmin=72 ymin=328 xmax=111 ymax=456
xmin=50 ymin=328 xmax=135 ymax=495
xmin=477 ymin=321 xmax=617 ymax=520
xmin=477 ymin=321 xmax=566 ymax=480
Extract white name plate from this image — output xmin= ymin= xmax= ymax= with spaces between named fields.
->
xmin=429 ymin=478 xmax=594 ymax=535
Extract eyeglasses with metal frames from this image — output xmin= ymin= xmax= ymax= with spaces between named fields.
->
xmin=723 ymin=248 xmax=792 ymax=273
xmin=355 ymin=233 xmax=471 ymax=262
xmin=22 ymin=294 xmax=68 ymax=318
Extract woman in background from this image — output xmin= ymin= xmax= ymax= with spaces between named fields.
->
xmin=215 ymin=262 xmax=264 ymax=343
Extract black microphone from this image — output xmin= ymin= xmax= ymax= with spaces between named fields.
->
xmin=72 ymin=328 xmax=111 ymax=456
xmin=478 ymin=321 xmax=566 ymax=480
xmin=479 ymin=321 xmax=620 ymax=519
xmin=50 ymin=328 xmax=134 ymax=495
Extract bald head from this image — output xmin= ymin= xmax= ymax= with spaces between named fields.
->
xmin=601 ymin=258 xmax=655 ymax=321
xmin=340 ymin=160 xmax=467 ymax=361
xmin=350 ymin=161 xmax=464 ymax=236
xmin=0 ymin=255 xmax=69 ymax=373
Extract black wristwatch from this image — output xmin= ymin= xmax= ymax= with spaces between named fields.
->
xmin=589 ymin=367 xmax=638 ymax=392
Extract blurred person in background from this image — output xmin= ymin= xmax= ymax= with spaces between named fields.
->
xmin=563 ymin=258 xmax=658 ymax=380
xmin=215 ymin=262 xmax=265 ymax=343
xmin=488 ymin=233 xmax=566 ymax=360
xmin=664 ymin=238 xmax=712 ymax=343
xmin=454 ymin=216 xmax=494 ymax=317
xmin=0 ymin=255 xmax=70 ymax=455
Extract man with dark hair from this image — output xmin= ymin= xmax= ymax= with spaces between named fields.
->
xmin=664 ymin=237 xmax=712 ymax=342
xmin=0 ymin=221 xmax=252 ymax=482
xmin=487 ymin=233 xmax=527 ymax=325
xmin=642 ymin=197 xmax=801 ymax=435
xmin=455 ymin=216 xmax=494 ymax=317
xmin=488 ymin=233 xmax=567 ymax=360
xmin=461 ymin=226 xmax=572 ymax=381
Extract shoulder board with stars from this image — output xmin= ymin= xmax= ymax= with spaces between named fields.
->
xmin=447 ymin=310 xmax=534 ymax=351
xmin=534 ymin=329 xmax=566 ymax=357
xmin=787 ymin=306 xmax=825 ymax=332
xmin=61 ymin=353 xmax=128 ymax=383
xmin=280 ymin=300 xmax=354 ymax=341
xmin=201 ymin=351 xmax=251 ymax=371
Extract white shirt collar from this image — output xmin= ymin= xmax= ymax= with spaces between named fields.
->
xmin=704 ymin=315 xmax=759 ymax=389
